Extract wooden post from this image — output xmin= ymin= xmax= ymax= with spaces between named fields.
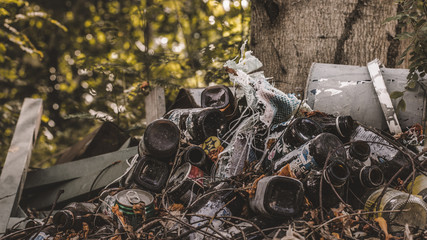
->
xmin=144 ymin=86 xmax=166 ymax=124
xmin=0 ymin=98 xmax=43 ymax=232
xmin=367 ymin=59 xmax=402 ymax=134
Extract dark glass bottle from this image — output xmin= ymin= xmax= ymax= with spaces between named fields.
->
xmin=309 ymin=115 xmax=355 ymax=140
xmin=182 ymin=146 xmax=212 ymax=174
xmin=164 ymin=108 xmax=226 ymax=144
xmin=267 ymin=118 xmax=323 ymax=164
xmin=201 ymin=85 xmax=237 ymax=121
xmin=249 ymin=176 xmax=304 ymax=218
xmin=348 ymin=140 xmax=371 ymax=162
xmin=273 ymin=133 xmax=347 ymax=178
xmin=132 ymin=155 xmax=169 ymax=193
xmin=304 ymin=160 xmax=350 ymax=208
xmin=52 ymin=202 xmax=97 ymax=230
xmin=346 ymin=140 xmax=384 ymax=198
xmin=351 ymin=125 xmax=412 ymax=182
xmin=138 ymin=119 xmax=180 ymax=160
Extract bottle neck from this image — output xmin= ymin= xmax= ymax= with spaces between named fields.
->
xmin=53 ymin=209 xmax=75 ymax=229
xmin=325 ymin=160 xmax=350 ymax=187
xmin=359 ymin=165 xmax=384 ymax=188
xmin=349 ymin=141 xmax=371 ymax=162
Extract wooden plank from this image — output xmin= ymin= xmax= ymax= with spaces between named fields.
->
xmin=0 ymin=98 xmax=43 ymax=232
xmin=367 ymin=59 xmax=402 ymax=134
xmin=24 ymin=146 xmax=137 ymax=190
xmin=305 ymin=63 xmax=426 ymax=130
xmin=24 ymin=155 xmax=133 ymax=209
xmin=145 ymin=86 xmax=166 ymax=124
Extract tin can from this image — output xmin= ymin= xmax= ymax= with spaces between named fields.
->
xmin=115 ymin=189 xmax=155 ymax=230
xmin=168 ymin=163 xmax=204 ymax=205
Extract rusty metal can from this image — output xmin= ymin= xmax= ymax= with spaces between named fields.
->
xmin=168 ymin=163 xmax=204 ymax=205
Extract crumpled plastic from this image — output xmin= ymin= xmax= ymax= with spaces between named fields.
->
xmin=224 ymin=42 xmax=301 ymax=127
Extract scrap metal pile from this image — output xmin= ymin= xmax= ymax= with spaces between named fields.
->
xmin=8 ymin=50 xmax=427 ymax=240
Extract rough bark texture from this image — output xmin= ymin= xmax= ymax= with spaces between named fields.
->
xmin=250 ymin=0 xmax=408 ymax=94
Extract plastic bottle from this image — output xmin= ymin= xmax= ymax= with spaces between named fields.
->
xmin=52 ymin=202 xmax=97 ymax=230
xmin=407 ymin=174 xmax=427 ymax=202
xmin=138 ymin=119 xmax=180 ymax=160
xmin=267 ymin=118 xmax=322 ymax=164
xmin=164 ymin=108 xmax=226 ymax=144
xmin=304 ymin=160 xmax=350 ymax=208
xmin=132 ymin=155 xmax=169 ymax=193
xmin=273 ymin=133 xmax=347 ymax=178
xmin=363 ymin=187 xmax=427 ymax=232
xmin=249 ymin=176 xmax=304 ymax=218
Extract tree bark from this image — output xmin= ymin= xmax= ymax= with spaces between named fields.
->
xmin=250 ymin=0 xmax=407 ymax=94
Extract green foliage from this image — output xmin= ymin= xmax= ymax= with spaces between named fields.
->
xmin=0 ymin=0 xmax=250 ymax=167
xmin=387 ymin=0 xmax=427 ymax=82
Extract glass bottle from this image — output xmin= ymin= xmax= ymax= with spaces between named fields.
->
xmin=52 ymin=202 xmax=97 ymax=230
xmin=249 ymin=176 xmax=304 ymax=218
xmin=407 ymin=174 xmax=427 ymax=202
xmin=132 ymin=155 xmax=169 ymax=193
xmin=273 ymin=133 xmax=347 ymax=178
xmin=309 ymin=115 xmax=355 ymax=140
xmin=138 ymin=119 xmax=180 ymax=160
xmin=348 ymin=140 xmax=371 ymax=162
xmin=304 ymin=160 xmax=350 ymax=208
xmin=164 ymin=108 xmax=226 ymax=144
xmin=201 ymin=85 xmax=237 ymax=121
xmin=346 ymin=141 xmax=384 ymax=196
xmin=266 ymin=118 xmax=322 ymax=164
xmin=363 ymin=187 xmax=427 ymax=232
xmin=183 ymin=146 xmax=212 ymax=174
xmin=351 ymin=125 xmax=412 ymax=182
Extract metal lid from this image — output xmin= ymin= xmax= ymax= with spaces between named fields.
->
xmin=116 ymin=189 xmax=154 ymax=208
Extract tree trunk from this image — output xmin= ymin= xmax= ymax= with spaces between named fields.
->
xmin=250 ymin=0 xmax=407 ymax=95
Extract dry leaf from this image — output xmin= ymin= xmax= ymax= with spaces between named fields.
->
xmin=276 ymin=164 xmax=297 ymax=178
xmin=374 ymin=217 xmax=392 ymax=240
xmin=169 ymin=203 xmax=184 ymax=211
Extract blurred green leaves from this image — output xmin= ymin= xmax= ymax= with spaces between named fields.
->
xmin=0 ymin=0 xmax=250 ymax=167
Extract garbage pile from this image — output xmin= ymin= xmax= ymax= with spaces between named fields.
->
xmin=9 ymin=50 xmax=427 ymax=240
